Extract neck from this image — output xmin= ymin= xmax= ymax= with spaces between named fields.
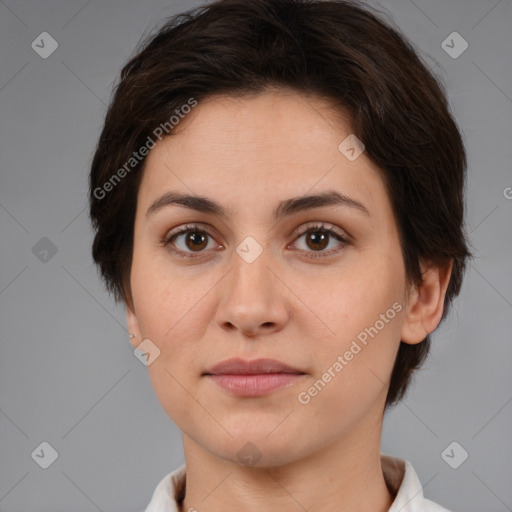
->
xmin=179 ymin=411 xmax=394 ymax=512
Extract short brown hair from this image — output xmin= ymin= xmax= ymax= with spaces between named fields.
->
xmin=88 ymin=0 xmax=471 ymax=409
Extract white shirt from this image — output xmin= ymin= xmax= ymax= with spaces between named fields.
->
xmin=143 ymin=454 xmax=452 ymax=512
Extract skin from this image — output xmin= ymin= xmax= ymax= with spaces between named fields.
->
xmin=126 ymin=88 xmax=452 ymax=512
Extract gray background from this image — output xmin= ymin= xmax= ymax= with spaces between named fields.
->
xmin=0 ymin=0 xmax=511 ymax=511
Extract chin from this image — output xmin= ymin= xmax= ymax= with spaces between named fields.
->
xmin=205 ymin=429 xmax=309 ymax=469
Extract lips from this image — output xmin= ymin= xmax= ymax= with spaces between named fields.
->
xmin=203 ymin=358 xmax=306 ymax=396
xmin=203 ymin=358 xmax=305 ymax=376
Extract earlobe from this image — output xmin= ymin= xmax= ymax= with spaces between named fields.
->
xmin=400 ymin=259 xmax=453 ymax=345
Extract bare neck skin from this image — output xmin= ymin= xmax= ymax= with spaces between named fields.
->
xmin=179 ymin=396 xmax=394 ymax=512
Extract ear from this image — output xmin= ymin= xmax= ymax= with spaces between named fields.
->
xmin=400 ymin=259 xmax=453 ymax=345
xmin=126 ymin=302 xmax=142 ymax=349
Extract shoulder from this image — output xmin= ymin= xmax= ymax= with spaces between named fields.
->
xmin=143 ymin=465 xmax=186 ymax=512
xmin=382 ymin=454 xmax=453 ymax=512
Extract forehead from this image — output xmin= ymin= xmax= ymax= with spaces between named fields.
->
xmin=137 ymin=89 xmax=387 ymax=217
xmin=164 ymin=88 xmax=352 ymax=155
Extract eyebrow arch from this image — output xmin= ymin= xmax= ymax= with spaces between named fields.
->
xmin=145 ymin=189 xmax=370 ymax=220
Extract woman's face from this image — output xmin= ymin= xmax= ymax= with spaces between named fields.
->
xmin=127 ymin=89 xmax=415 ymax=467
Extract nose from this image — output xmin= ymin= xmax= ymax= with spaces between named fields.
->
xmin=214 ymin=244 xmax=290 ymax=337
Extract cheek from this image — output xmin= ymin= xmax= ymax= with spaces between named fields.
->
xmin=131 ymin=244 xmax=207 ymax=338
xmin=296 ymin=251 xmax=404 ymax=392
xmin=133 ymin=273 xmax=210 ymax=428
xmin=130 ymin=254 xmax=208 ymax=413
xmin=296 ymin=311 xmax=401 ymax=426
xmin=293 ymin=257 xmax=404 ymax=341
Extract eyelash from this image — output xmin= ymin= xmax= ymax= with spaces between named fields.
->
xmin=162 ymin=222 xmax=350 ymax=261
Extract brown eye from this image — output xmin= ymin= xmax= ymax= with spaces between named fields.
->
xmin=163 ymin=224 xmax=218 ymax=259
xmin=304 ymin=230 xmax=330 ymax=251
xmin=182 ymin=231 xmax=209 ymax=251
xmin=292 ymin=223 xmax=349 ymax=260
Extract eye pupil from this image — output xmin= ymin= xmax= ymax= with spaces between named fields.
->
xmin=307 ymin=231 xmax=329 ymax=251
xmin=186 ymin=231 xmax=208 ymax=251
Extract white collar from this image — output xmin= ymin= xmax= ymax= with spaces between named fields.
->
xmin=143 ymin=454 xmax=451 ymax=511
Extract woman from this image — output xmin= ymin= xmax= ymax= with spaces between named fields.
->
xmin=88 ymin=0 xmax=470 ymax=510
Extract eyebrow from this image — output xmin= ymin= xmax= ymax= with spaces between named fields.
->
xmin=146 ymin=189 xmax=370 ymax=220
